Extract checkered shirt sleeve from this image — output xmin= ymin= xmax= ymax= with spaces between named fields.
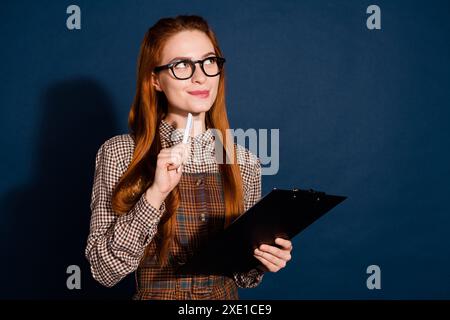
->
xmin=85 ymin=138 xmax=166 ymax=288
xmin=232 ymin=145 xmax=266 ymax=288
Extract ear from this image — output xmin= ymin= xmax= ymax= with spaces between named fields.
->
xmin=151 ymin=72 xmax=163 ymax=92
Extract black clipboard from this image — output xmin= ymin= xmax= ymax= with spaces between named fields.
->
xmin=177 ymin=188 xmax=347 ymax=276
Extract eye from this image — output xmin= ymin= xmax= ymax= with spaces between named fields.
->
xmin=174 ymin=61 xmax=190 ymax=69
xmin=204 ymin=57 xmax=217 ymax=65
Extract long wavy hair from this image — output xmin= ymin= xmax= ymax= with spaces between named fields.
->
xmin=111 ymin=15 xmax=244 ymax=267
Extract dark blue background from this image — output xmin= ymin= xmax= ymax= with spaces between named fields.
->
xmin=1 ymin=0 xmax=449 ymax=299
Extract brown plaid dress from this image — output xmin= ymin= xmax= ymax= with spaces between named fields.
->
xmin=85 ymin=119 xmax=264 ymax=299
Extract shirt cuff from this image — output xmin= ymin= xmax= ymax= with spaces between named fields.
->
xmin=134 ymin=193 xmax=166 ymax=227
xmin=233 ymin=268 xmax=265 ymax=288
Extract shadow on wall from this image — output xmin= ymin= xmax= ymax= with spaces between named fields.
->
xmin=0 ymin=77 xmax=135 ymax=299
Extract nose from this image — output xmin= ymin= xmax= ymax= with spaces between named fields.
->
xmin=191 ymin=62 xmax=206 ymax=83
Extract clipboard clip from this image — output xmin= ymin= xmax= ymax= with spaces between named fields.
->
xmin=306 ymin=188 xmax=325 ymax=201
xmin=293 ymin=188 xmax=325 ymax=201
xmin=273 ymin=187 xmax=325 ymax=201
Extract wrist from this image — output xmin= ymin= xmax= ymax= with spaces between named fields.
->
xmin=145 ymin=185 xmax=167 ymax=209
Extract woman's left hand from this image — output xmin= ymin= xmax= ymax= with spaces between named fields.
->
xmin=253 ymin=238 xmax=293 ymax=272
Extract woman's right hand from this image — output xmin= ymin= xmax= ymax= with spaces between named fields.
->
xmin=145 ymin=143 xmax=190 ymax=208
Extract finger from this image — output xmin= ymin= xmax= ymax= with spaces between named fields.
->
xmin=174 ymin=143 xmax=190 ymax=164
xmin=165 ymin=153 xmax=182 ymax=166
xmin=158 ymin=153 xmax=179 ymax=164
xmin=255 ymin=248 xmax=286 ymax=268
xmin=182 ymin=144 xmax=191 ymax=163
xmin=259 ymin=244 xmax=291 ymax=261
xmin=159 ymin=148 xmax=177 ymax=156
xmin=159 ymin=156 xmax=182 ymax=171
xmin=167 ymin=159 xmax=183 ymax=169
xmin=165 ymin=161 xmax=181 ymax=172
xmin=157 ymin=155 xmax=173 ymax=168
xmin=253 ymin=254 xmax=280 ymax=273
xmin=275 ymin=238 xmax=293 ymax=251
xmin=161 ymin=146 xmax=183 ymax=159
xmin=167 ymin=163 xmax=181 ymax=171
xmin=172 ymin=143 xmax=188 ymax=153
xmin=159 ymin=148 xmax=171 ymax=154
xmin=168 ymin=146 xmax=184 ymax=156
xmin=157 ymin=154 xmax=173 ymax=160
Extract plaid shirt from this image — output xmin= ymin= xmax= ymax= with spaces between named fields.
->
xmin=85 ymin=119 xmax=264 ymax=298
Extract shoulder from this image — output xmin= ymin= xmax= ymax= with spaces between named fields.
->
xmin=101 ymin=133 xmax=135 ymax=153
xmin=96 ymin=134 xmax=135 ymax=171
xmin=235 ymin=143 xmax=260 ymax=167
xmin=235 ymin=143 xmax=261 ymax=183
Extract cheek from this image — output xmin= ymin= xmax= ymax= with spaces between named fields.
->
xmin=209 ymin=78 xmax=220 ymax=100
xmin=161 ymin=79 xmax=185 ymax=101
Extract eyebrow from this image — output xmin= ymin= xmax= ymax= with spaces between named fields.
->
xmin=167 ymin=51 xmax=216 ymax=63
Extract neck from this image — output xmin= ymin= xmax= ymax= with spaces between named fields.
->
xmin=164 ymin=111 xmax=206 ymax=137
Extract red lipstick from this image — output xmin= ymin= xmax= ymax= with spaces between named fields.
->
xmin=188 ymin=90 xmax=209 ymax=98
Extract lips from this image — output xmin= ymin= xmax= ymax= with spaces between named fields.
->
xmin=188 ymin=90 xmax=210 ymax=98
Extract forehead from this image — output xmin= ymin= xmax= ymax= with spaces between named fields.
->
xmin=161 ymin=30 xmax=215 ymax=62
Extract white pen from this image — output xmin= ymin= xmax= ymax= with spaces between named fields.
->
xmin=182 ymin=112 xmax=193 ymax=144
xmin=177 ymin=112 xmax=193 ymax=173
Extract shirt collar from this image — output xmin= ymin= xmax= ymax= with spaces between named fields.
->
xmin=159 ymin=118 xmax=216 ymax=148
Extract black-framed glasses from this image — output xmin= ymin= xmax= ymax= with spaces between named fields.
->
xmin=153 ymin=56 xmax=226 ymax=80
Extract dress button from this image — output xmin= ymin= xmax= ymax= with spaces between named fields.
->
xmin=195 ymin=178 xmax=202 ymax=186
xmin=175 ymin=256 xmax=185 ymax=265
xmin=200 ymin=213 xmax=206 ymax=222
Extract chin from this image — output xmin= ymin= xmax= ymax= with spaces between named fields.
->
xmin=186 ymin=102 xmax=213 ymax=114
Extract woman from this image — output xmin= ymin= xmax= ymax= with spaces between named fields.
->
xmin=85 ymin=15 xmax=293 ymax=300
